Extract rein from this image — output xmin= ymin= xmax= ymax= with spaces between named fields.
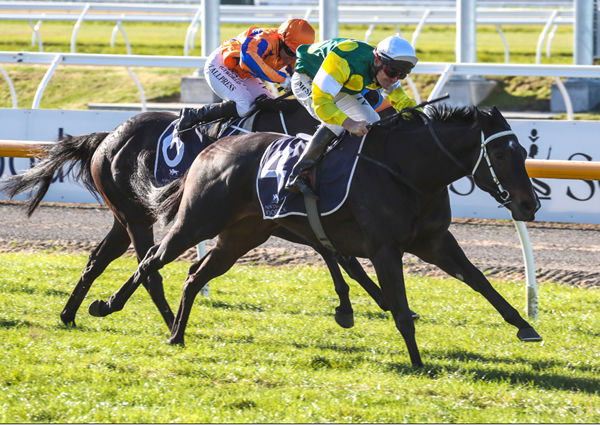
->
xmin=361 ymin=100 xmax=516 ymax=206
xmin=356 ymin=150 xmax=422 ymax=194
xmin=420 ymin=112 xmax=515 ymax=206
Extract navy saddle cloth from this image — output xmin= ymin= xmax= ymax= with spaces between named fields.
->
xmin=154 ymin=120 xmax=211 ymax=186
xmin=154 ymin=115 xmax=254 ymax=186
xmin=257 ymin=133 xmax=365 ymax=219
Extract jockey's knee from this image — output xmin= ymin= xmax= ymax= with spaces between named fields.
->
xmin=325 ymin=124 xmax=345 ymax=137
xmin=236 ymin=102 xmax=254 ymax=117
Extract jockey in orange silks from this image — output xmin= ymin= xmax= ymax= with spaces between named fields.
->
xmin=176 ymin=18 xmax=315 ymax=140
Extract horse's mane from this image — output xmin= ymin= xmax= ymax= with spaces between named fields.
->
xmin=378 ymin=104 xmax=481 ymax=132
xmin=426 ymin=104 xmax=479 ymax=123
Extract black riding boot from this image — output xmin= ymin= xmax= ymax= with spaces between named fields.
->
xmin=176 ymin=100 xmax=239 ymax=135
xmin=285 ymin=126 xmax=337 ymax=198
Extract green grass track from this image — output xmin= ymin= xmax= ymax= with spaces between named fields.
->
xmin=0 ymin=252 xmax=599 ymax=422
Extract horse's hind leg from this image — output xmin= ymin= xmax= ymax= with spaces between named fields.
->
xmin=88 ymin=202 xmax=246 ymax=322
xmin=60 ymin=218 xmax=131 ymax=326
xmin=170 ymin=219 xmax=275 ymax=345
xmin=125 ymin=223 xmax=175 ymax=330
xmin=412 ymin=230 xmax=541 ymax=341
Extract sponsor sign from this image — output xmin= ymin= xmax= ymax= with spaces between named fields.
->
xmin=449 ymin=120 xmax=600 ymax=224
xmin=0 ymin=109 xmax=136 ymax=203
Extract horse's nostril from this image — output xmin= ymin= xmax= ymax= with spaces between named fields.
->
xmin=521 ymin=198 xmax=540 ymax=217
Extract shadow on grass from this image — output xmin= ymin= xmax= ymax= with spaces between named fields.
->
xmin=385 ymin=348 xmax=600 ymax=393
xmin=44 ymin=288 xmax=71 ymax=297
xmin=433 ymin=348 xmax=600 ymax=375
xmin=0 ymin=318 xmax=35 ymax=328
xmin=207 ymin=300 xmax=264 ymax=312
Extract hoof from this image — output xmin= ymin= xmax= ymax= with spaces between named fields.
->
xmin=62 ymin=318 xmax=76 ymax=327
xmin=60 ymin=313 xmax=76 ymax=327
xmin=88 ymin=300 xmax=109 ymax=317
xmin=517 ymin=327 xmax=542 ymax=342
xmin=334 ymin=310 xmax=354 ymax=329
xmin=168 ymin=337 xmax=185 ymax=346
xmin=410 ymin=309 xmax=420 ymax=321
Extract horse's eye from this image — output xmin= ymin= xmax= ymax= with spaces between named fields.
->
xmin=493 ymin=152 xmax=506 ymax=161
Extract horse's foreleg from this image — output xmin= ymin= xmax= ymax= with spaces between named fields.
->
xmin=412 ymin=230 xmax=541 ymax=341
xmin=336 ymin=255 xmax=387 ymax=310
xmin=336 ymin=255 xmax=421 ymax=319
xmin=170 ymin=219 xmax=274 ymax=345
xmin=273 ymin=228 xmax=355 ymax=328
xmin=371 ymin=244 xmax=423 ymax=367
xmin=61 ymin=219 xmax=131 ymax=326
xmin=318 ymin=250 xmax=354 ymax=328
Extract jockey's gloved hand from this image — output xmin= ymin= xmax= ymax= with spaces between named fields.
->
xmin=253 ymin=94 xmax=271 ymax=109
xmin=343 ymin=118 xmax=369 ymax=137
xmin=280 ymin=76 xmax=292 ymax=90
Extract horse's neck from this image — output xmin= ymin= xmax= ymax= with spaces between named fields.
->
xmin=378 ymin=123 xmax=481 ymax=194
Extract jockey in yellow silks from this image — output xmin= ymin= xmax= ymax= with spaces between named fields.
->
xmin=285 ymin=36 xmax=419 ymax=198
xmin=176 ymin=19 xmax=315 ymax=140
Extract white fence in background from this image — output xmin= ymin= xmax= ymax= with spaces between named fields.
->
xmin=0 ymin=1 xmax=582 ymax=61
xmin=0 ymin=51 xmax=205 ymax=110
xmin=2 ymin=1 xmax=574 ymax=5
xmin=2 ymin=51 xmax=599 ymax=118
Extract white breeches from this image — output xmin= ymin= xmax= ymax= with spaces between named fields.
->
xmin=291 ymin=72 xmax=380 ymax=136
xmin=203 ymin=48 xmax=275 ymax=116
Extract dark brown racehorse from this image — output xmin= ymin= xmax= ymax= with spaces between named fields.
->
xmin=90 ymin=105 xmax=542 ymax=367
xmin=1 ymin=98 xmax=392 ymax=330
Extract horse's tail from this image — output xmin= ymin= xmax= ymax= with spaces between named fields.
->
xmin=131 ymin=151 xmax=186 ymax=226
xmin=154 ymin=177 xmax=186 ymax=226
xmin=0 ymin=132 xmax=109 ymax=216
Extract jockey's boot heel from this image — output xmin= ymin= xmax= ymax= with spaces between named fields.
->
xmin=285 ymin=126 xmax=337 ymax=197
xmin=286 ymin=168 xmax=317 ymax=199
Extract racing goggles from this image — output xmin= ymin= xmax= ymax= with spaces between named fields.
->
xmin=380 ymin=58 xmax=413 ymax=79
xmin=281 ymin=42 xmax=296 ymax=57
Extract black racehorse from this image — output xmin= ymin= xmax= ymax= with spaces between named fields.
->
xmin=1 ymin=97 xmax=395 ymax=330
xmin=89 ymin=105 xmax=542 ymax=367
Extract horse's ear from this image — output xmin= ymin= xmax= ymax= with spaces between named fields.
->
xmin=474 ymin=106 xmax=489 ymax=128
xmin=490 ymin=106 xmax=509 ymax=126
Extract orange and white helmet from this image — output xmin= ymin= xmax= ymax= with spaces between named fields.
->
xmin=277 ymin=18 xmax=315 ymax=54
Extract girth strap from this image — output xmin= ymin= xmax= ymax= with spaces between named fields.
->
xmin=301 ymin=167 xmax=337 ymax=253
xmin=304 ymin=195 xmax=337 ymax=252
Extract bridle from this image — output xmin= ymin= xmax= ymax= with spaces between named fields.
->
xmin=471 ymin=129 xmax=516 ymax=205
xmin=364 ymin=103 xmax=517 ymax=206
xmin=420 ymin=112 xmax=516 ymax=206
